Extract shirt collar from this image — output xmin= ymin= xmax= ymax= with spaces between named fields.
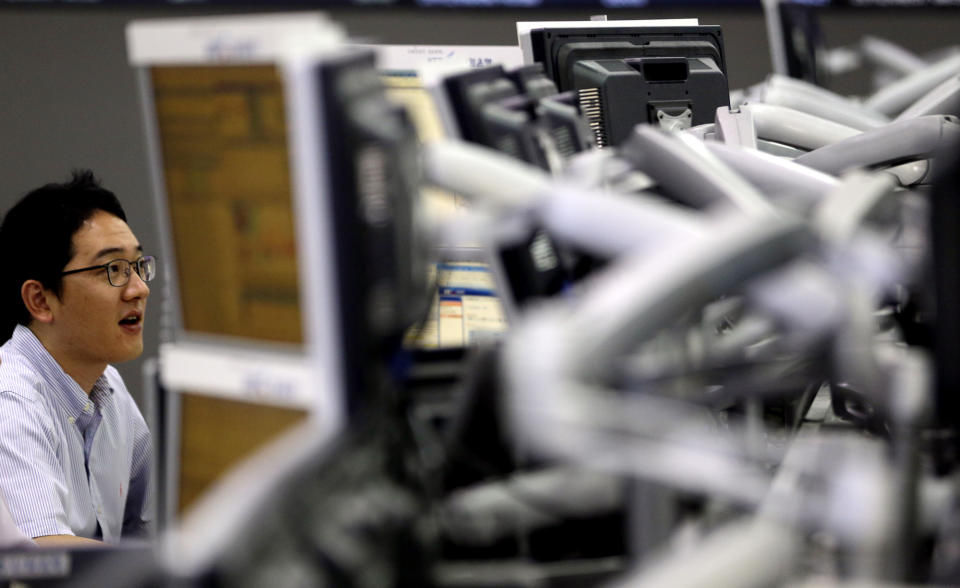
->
xmin=10 ymin=325 xmax=112 ymax=427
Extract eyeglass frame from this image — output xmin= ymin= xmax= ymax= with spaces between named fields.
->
xmin=60 ymin=255 xmax=157 ymax=288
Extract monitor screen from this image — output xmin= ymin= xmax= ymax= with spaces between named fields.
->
xmin=150 ymin=64 xmax=303 ymax=344
xmin=174 ymin=392 xmax=307 ymax=514
xmin=379 ymin=60 xmax=510 ymax=348
xmin=144 ymin=61 xmax=317 ymax=522
xmin=405 ymin=262 xmax=508 ymax=348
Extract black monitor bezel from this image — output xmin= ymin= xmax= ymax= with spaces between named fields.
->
xmin=529 ymin=25 xmax=728 ymax=93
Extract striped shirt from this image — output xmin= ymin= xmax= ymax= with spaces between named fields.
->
xmin=0 ymin=491 xmax=32 ymax=548
xmin=0 ymin=325 xmax=151 ymax=543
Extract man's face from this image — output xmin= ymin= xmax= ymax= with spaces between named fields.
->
xmin=51 ymin=210 xmax=150 ymax=367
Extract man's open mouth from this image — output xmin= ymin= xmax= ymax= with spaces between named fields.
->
xmin=119 ymin=313 xmax=142 ymax=326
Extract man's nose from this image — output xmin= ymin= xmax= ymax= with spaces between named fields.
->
xmin=124 ymin=271 xmax=151 ymax=299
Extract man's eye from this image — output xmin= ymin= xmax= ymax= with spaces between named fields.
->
xmin=107 ymin=263 xmax=125 ymax=276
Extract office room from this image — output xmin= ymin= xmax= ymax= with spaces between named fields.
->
xmin=0 ymin=1 xmax=959 ymax=585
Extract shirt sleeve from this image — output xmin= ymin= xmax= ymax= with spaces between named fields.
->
xmin=121 ymin=396 xmax=153 ymax=538
xmin=0 ymin=390 xmax=73 ymax=539
xmin=0 ymin=490 xmax=34 ymax=549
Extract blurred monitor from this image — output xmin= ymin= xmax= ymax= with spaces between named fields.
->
xmin=128 ymin=14 xmax=429 ymax=521
xmin=147 ymin=63 xmax=304 ymax=345
xmin=431 ymin=62 xmax=597 ymax=316
xmin=439 ymin=64 xmax=594 ymax=169
xmin=372 ymin=45 xmax=516 ymax=348
xmin=764 ymin=0 xmax=827 ymax=84
xmin=931 ymin=141 xmax=960 ymax=433
xmin=406 ymin=262 xmax=508 ymax=349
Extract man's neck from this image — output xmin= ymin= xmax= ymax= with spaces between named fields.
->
xmin=27 ymin=325 xmax=105 ymax=395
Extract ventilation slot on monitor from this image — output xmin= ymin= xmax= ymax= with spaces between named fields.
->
xmin=578 ymin=87 xmax=607 ymax=148
xmin=549 ymin=125 xmax=577 ymax=159
xmin=495 ymin=134 xmax=522 ymax=160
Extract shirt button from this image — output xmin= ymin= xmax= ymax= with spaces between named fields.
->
xmin=67 ymin=416 xmax=75 ymax=424
xmin=97 ymin=507 xmax=102 ymax=515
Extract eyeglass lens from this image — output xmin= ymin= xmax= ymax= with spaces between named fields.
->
xmin=106 ymin=257 xmax=157 ymax=287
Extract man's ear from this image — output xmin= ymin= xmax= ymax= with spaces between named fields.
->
xmin=21 ymin=280 xmax=55 ymax=324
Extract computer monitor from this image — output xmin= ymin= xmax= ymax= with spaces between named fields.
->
xmin=930 ymin=142 xmax=960 ymax=435
xmin=128 ymin=14 xmax=429 ymax=520
xmin=431 ymin=62 xmax=599 ymax=317
xmin=439 ymin=64 xmax=595 ymax=169
xmin=373 ymin=45 xmax=518 ymax=347
xmin=521 ymin=20 xmax=730 ymax=146
xmin=763 ymin=0 xmax=826 ymax=84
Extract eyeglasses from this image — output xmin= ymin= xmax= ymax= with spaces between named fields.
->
xmin=61 ymin=255 xmax=158 ymax=288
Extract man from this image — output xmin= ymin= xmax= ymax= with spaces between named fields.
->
xmin=0 ymin=171 xmax=154 ymax=546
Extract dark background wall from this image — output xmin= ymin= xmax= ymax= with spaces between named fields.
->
xmin=0 ymin=5 xmax=956 ymax=406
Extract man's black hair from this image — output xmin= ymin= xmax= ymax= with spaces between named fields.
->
xmin=0 ymin=170 xmax=127 ymax=341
